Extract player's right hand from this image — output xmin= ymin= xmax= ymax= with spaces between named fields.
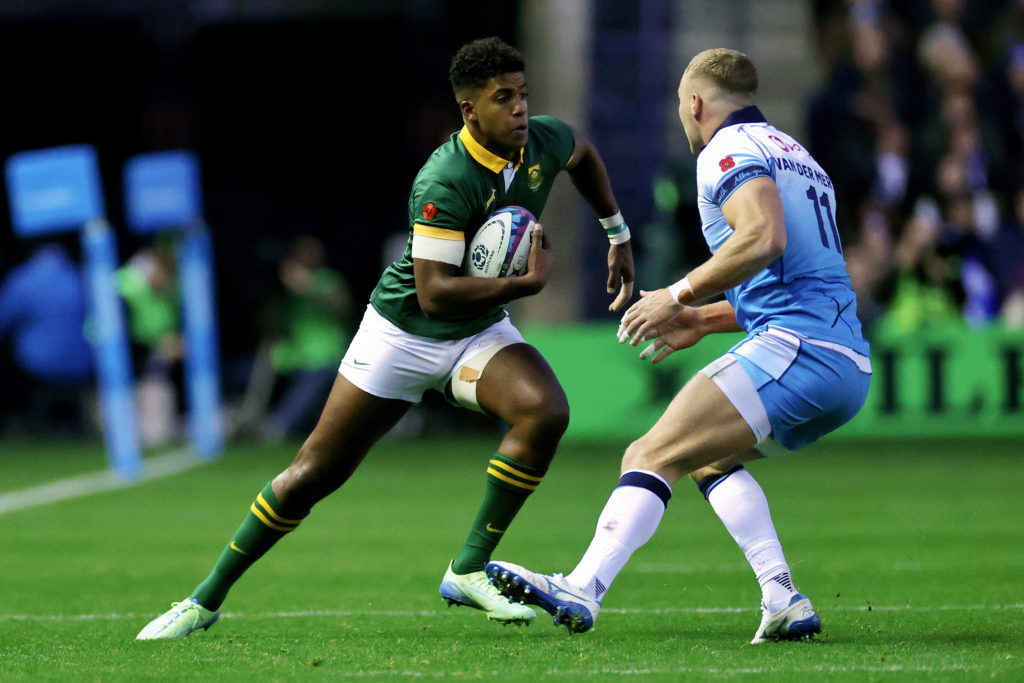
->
xmin=617 ymin=288 xmax=683 ymax=346
xmin=606 ymin=241 xmax=635 ymax=312
xmin=524 ymin=224 xmax=554 ymax=290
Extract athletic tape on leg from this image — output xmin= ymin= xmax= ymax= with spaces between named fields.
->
xmin=450 ymin=344 xmax=508 ymax=412
xmin=699 ymin=355 xmax=771 ymax=443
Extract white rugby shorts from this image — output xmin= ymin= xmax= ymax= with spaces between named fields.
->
xmin=339 ymin=304 xmax=525 ymax=406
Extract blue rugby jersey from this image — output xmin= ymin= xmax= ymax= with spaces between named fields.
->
xmin=696 ymin=106 xmax=869 ymax=356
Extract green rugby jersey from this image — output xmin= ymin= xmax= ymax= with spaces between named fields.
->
xmin=370 ymin=115 xmax=576 ymax=340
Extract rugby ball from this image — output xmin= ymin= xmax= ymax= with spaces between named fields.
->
xmin=465 ymin=206 xmax=536 ymax=278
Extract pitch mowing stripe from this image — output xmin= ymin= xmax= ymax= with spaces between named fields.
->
xmin=0 ymin=449 xmax=200 ymax=516
xmin=3 ymin=603 xmax=1021 ymax=621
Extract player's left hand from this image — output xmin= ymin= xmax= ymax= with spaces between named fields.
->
xmin=617 ymin=288 xmax=683 ymax=345
xmin=606 ymin=242 xmax=635 ymax=312
xmin=637 ymin=306 xmax=707 ymax=363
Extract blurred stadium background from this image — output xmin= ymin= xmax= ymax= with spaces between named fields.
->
xmin=3 ymin=0 xmax=1023 ymax=453
xmin=1 ymin=1 xmax=1022 ymax=678
xmin=0 ymin=0 xmax=1022 ymax=454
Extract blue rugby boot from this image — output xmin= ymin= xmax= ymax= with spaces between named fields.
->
xmin=486 ymin=561 xmax=600 ymax=634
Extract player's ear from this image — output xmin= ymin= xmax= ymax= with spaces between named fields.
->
xmin=460 ymin=99 xmax=476 ymax=121
xmin=691 ymin=92 xmax=702 ymax=120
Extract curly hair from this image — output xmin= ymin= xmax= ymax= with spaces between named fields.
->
xmin=448 ymin=37 xmax=525 ymax=94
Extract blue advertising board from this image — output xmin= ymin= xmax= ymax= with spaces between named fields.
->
xmin=4 ymin=144 xmax=106 ymax=236
xmin=123 ymin=151 xmax=202 ymax=234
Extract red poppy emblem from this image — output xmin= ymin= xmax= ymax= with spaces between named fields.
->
xmin=719 ymin=156 xmax=735 ymax=172
xmin=422 ymin=202 xmax=437 ymax=220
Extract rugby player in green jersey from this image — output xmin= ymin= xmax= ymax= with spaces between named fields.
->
xmin=137 ymin=36 xmax=634 ymax=639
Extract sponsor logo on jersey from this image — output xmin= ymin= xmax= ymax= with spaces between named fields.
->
xmin=713 ymin=164 xmax=771 ymax=205
xmin=527 ymin=164 xmax=543 ymax=191
xmin=422 ymin=202 xmax=437 ymax=220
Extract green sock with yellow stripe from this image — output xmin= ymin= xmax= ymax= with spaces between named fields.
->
xmin=451 ymin=452 xmax=546 ymax=575
xmin=190 ymin=481 xmax=307 ymax=610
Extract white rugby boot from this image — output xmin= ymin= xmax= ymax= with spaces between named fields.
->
xmin=136 ymin=598 xmax=219 ymax=640
xmin=750 ymin=592 xmax=822 ymax=643
xmin=439 ymin=561 xmax=536 ymax=624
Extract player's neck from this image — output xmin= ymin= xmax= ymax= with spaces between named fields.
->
xmin=465 ymin=124 xmax=520 ymax=163
xmin=702 ymin=101 xmax=757 ymax=144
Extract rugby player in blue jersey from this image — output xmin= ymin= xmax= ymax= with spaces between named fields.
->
xmin=488 ymin=48 xmax=871 ymax=643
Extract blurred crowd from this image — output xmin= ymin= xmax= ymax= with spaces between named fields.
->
xmin=5 ymin=0 xmax=1024 ymax=441
xmin=0 ymin=233 xmax=354 ymax=442
xmin=809 ymin=0 xmax=1024 ymax=334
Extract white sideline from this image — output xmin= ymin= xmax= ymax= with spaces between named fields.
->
xmin=331 ymin=665 xmax=986 ymax=677
xmin=335 ymin=665 xmax=988 ymax=676
xmin=0 ymin=449 xmax=200 ymax=516
xmin=2 ymin=603 xmax=1020 ymax=621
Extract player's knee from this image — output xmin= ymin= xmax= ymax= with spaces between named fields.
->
xmin=622 ymin=438 xmax=656 ymax=472
xmin=545 ymin=393 xmax=570 ymax=435
xmin=505 ymin=383 xmax=569 ymax=438
xmin=622 ymin=437 xmax=696 ymax=479
xmin=522 ymin=395 xmax=569 ymax=443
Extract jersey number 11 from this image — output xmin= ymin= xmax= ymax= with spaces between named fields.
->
xmin=806 ymin=185 xmax=842 ymax=254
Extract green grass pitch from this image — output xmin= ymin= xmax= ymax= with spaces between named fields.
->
xmin=0 ymin=433 xmax=1021 ymax=680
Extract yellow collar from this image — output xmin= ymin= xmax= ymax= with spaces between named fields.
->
xmin=459 ymin=126 xmax=522 ymax=173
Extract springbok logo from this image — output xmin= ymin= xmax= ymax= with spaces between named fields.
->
xmin=527 ymin=164 xmax=543 ymax=191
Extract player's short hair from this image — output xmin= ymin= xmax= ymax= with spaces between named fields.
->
xmin=684 ymin=48 xmax=758 ymax=95
xmin=449 ymin=37 xmax=525 ymax=95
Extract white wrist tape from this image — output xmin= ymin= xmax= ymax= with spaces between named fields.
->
xmin=599 ymin=211 xmax=631 ymax=244
xmin=668 ymin=275 xmax=693 ymax=305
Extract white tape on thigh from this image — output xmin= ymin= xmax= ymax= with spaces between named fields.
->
xmin=450 ymin=344 xmax=508 ymax=412
xmin=753 ymin=437 xmax=789 ymax=458
xmin=699 ymin=354 xmax=772 ymax=443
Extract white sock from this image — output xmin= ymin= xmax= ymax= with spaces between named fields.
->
xmin=703 ymin=467 xmax=796 ymax=612
xmin=566 ymin=470 xmax=671 ymax=602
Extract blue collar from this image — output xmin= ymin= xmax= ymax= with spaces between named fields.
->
xmin=710 ymin=105 xmax=767 ymax=143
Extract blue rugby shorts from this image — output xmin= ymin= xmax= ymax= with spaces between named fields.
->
xmin=701 ymin=327 xmax=871 ymax=454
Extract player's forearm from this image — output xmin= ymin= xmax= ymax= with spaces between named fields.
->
xmin=566 ymin=145 xmax=619 ymax=218
xmin=686 ymin=225 xmax=782 ymax=301
xmin=695 ymin=300 xmax=742 ymax=334
xmin=416 ymin=273 xmax=540 ymax=317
